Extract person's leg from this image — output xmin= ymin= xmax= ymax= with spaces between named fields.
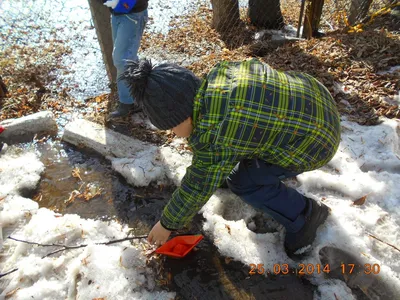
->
xmin=227 ymin=159 xmax=330 ymax=256
xmin=227 ymin=159 xmax=307 ymax=233
xmin=110 ymin=10 xmax=148 ymax=117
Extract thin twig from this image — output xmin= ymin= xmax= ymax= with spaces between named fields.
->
xmin=0 ymin=235 xmax=149 ymax=278
xmin=368 ymin=233 xmax=400 ymax=252
xmin=8 ymin=236 xmax=72 ymax=247
xmin=1 ymin=232 xmax=198 ymax=279
xmin=0 ymin=268 xmax=18 ymax=279
xmin=8 ymin=235 xmax=150 ymax=258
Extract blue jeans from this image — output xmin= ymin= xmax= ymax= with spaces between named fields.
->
xmin=111 ymin=9 xmax=148 ymax=104
xmin=227 ymin=159 xmax=307 ymax=233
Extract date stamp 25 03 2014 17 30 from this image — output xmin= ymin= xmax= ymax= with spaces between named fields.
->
xmin=249 ymin=263 xmax=381 ymax=276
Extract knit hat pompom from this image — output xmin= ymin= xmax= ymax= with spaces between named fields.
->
xmin=120 ymin=58 xmax=201 ymax=130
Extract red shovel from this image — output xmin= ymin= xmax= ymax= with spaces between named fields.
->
xmin=155 ymin=235 xmax=203 ymax=258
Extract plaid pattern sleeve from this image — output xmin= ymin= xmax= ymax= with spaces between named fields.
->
xmin=160 ymin=59 xmax=341 ymax=230
xmin=160 ymin=150 xmax=237 ymax=230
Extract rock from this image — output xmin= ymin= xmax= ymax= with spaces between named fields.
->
xmin=62 ymin=119 xmax=148 ymax=158
xmin=250 ymin=35 xmax=304 ymax=56
xmin=319 ymin=246 xmax=400 ymax=300
xmin=63 ymin=119 xmax=193 ymax=187
xmin=0 ymin=111 xmax=57 ymax=144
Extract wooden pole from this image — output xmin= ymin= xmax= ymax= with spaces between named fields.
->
xmin=87 ymin=0 xmax=117 ymax=84
xmin=348 ymin=0 xmax=373 ymax=26
xmin=297 ymin=0 xmax=306 ymax=37
xmin=302 ymin=0 xmax=325 ymax=39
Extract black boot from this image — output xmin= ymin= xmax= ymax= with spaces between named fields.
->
xmin=312 ymin=30 xmax=326 ymax=38
xmin=284 ymin=197 xmax=330 ymax=258
xmin=108 ymin=102 xmax=142 ymax=120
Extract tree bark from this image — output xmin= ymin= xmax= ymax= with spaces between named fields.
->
xmin=302 ymin=0 xmax=325 ymax=38
xmin=87 ymin=0 xmax=117 ymax=84
xmin=347 ymin=0 xmax=373 ymax=26
xmin=248 ymin=0 xmax=284 ymax=29
xmin=210 ymin=0 xmax=241 ymax=32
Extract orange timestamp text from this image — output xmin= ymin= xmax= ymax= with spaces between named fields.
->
xmin=249 ymin=263 xmax=381 ymax=275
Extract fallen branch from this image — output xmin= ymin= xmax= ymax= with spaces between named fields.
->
xmin=0 ymin=235 xmax=148 ymax=279
xmin=367 ymin=233 xmax=400 ymax=252
xmin=0 ymin=232 xmax=197 ymax=278
xmin=8 ymin=235 xmax=149 ymax=259
xmin=0 ymin=268 xmax=18 ymax=279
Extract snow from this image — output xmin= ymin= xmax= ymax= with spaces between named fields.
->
xmin=110 ymin=144 xmax=193 ymax=187
xmin=0 ymin=147 xmax=45 ymax=197
xmin=378 ymin=65 xmax=400 ymax=75
xmin=0 ymin=147 xmax=175 ymax=299
xmin=2 ymin=114 xmax=400 ymax=299
xmin=315 ymin=280 xmax=357 ymax=300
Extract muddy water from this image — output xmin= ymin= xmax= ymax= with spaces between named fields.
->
xmin=33 ymin=139 xmax=170 ymax=235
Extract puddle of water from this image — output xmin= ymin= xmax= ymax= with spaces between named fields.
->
xmin=33 ymin=139 xmax=170 ymax=235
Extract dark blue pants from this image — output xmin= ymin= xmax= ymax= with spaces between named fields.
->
xmin=227 ymin=159 xmax=307 ymax=233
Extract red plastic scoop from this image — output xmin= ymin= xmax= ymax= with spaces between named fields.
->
xmin=155 ymin=235 xmax=203 ymax=258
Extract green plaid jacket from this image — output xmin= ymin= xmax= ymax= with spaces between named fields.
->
xmin=160 ymin=59 xmax=340 ymax=230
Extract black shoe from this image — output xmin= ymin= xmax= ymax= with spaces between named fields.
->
xmin=312 ymin=30 xmax=326 ymax=38
xmin=284 ymin=197 xmax=330 ymax=258
xmin=108 ymin=102 xmax=142 ymax=120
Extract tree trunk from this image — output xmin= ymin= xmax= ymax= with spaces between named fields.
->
xmin=248 ymin=0 xmax=284 ymax=29
xmin=87 ymin=0 xmax=117 ymax=84
xmin=210 ymin=0 xmax=241 ymax=32
xmin=302 ymin=0 xmax=325 ymax=38
xmin=347 ymin=0 xmax=373 ymax=26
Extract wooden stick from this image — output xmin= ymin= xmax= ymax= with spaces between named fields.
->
xmin=367 ymin=233 xmax=400 ymax=252
xmin=0 ymin=268 xmax=18 ymax=279
xmin=0 ymin=232 xmax=199 ymax=278
xmin=297 ymin=0 xmax=306 ymax=37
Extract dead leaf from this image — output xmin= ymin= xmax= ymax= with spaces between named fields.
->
xmin=81 ymin=255 xmax=90 ymax=266
xmin=225 ymin=224 xmax=231 ymax=235
xmin=65 ymin=190 xmax=81 ymax=205
xmin=225 ymin=257 xmax=233 ymax=264
xmin=352 ymin=195 xmax=367 ymax=206
xmin=5 ymin=288 xmax=20 ymax=299
xmin=167 ymin=272 xmax=172 ymax=283
xmin=33 ymin=193 xmax=42 ymax=202
xmin=71 ymin=168 xmax=82 ymax=181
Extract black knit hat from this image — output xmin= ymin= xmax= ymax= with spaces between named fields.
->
xmin=120 ymin=59 xmax=201 ymax=130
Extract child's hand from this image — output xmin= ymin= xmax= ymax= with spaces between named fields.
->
xmin=148 ymin=221 xmax=171 ymax=247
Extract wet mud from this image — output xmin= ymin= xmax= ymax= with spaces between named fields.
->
xmin=164 ymin=221 xmax=315 ymax=300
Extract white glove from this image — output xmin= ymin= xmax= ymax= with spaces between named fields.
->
xmin=103 ymin=0 xmax=119 ymax=9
